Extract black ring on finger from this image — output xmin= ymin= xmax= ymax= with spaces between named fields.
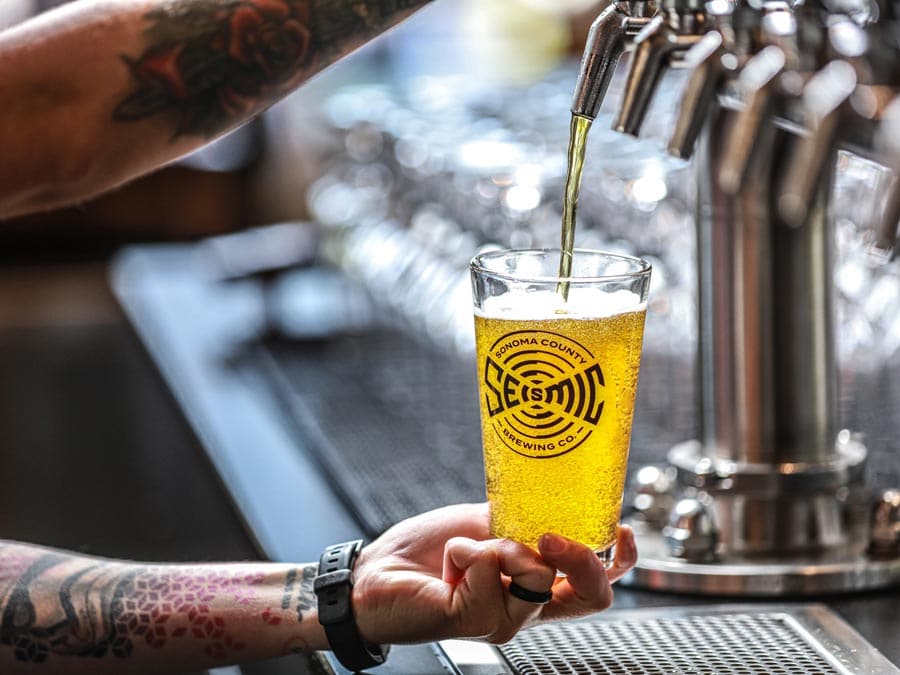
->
xmin=508 ymin=581 xmax=553 ymax=604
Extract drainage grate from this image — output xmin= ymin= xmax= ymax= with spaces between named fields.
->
xmin=499 ymin=612 xmax=845 ymax=675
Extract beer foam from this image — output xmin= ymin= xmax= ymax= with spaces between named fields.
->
xmin=477 ymin=288 xmax=645 ymax=320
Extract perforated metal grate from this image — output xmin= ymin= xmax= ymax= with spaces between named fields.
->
xmin=499 ymin=612 xmax=845 ymax=675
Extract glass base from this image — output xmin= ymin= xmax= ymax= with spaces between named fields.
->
xmin=553 ymin=544 xmax=615 ymax=578
xmin=596 ymin=544 xmax=615 ymax=569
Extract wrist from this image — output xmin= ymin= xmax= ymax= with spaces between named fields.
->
xmin=224 ymin=562 xmax=330 ymax=657
xmin=314 ymin=540 xmax=390 ymax=671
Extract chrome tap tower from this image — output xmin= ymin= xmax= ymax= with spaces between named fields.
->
xmin=574 ymin=0 xmax=900 ymax=594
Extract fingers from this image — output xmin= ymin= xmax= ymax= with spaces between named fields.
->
xmin=535 ymin=525 xmax=639 ymax=622
xmin=495 ymin=539 xmax=557 ymax=597
xmin=442 ymin=537 xmax=556 ymax=643
xmin=494 ymin=539 xmax=557 ymax=628
xmin=537 ymin=533 xmax=612 ymax=620
xmin=606 ymin=525 xmax=638 ymax=584
xmin=443 ymin=537 xmax=501 ymax=593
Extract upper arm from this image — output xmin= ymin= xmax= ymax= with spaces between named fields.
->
xmin=0 ymin=0 xmax=195 ymax=218
xmin=0 ymin=0 xmax=435 ymax=220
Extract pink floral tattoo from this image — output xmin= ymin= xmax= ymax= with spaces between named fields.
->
xmin=0 ymin=545 xmax=312 ymax=665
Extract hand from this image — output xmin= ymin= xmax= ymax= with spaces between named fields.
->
xmin=351 ymin=503 xmax=638 ymax=645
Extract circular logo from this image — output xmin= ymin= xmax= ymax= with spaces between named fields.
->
xmin=482 ymin=330 xmax=605 ymax=459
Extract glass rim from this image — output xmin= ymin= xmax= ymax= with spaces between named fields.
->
xmin=469 ymin=247 xmax=652 ymax=285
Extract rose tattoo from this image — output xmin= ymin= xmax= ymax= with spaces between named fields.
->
xmin=114 ymin=0 xmax=314 ymax=137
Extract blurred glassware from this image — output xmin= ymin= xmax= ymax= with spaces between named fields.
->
xmin=305 ymin=65 xmax=898 ymax=459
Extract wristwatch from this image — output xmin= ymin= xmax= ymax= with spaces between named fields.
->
xmin=314 ymin=540 xmax=390 ymax=672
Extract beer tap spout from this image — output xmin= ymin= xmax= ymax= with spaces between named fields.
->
xmin=668 ymin=31 xmax=730 ymax=159
xmin=571 ymin=1 xmax=658 ymax=120
xmin=874 ymin=97 xmax=900 ymax=260
xmin=668 ymin=0 xmax=784 ymax=159
xmin=780 ymin=3 xmax=900 ymax=230
xmin=778 ymin=60 xmax=858 ymax=226
xmin=717 ymin=45 xmax=788 ymax=194
xmin=877 ymin=180 xmax=900 ymax=261
xmin=613 ymin=0 xmax=710 ymax=137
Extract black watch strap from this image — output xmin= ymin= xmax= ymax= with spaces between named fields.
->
xmin=314 ymin=540 xmax=390 ymax=672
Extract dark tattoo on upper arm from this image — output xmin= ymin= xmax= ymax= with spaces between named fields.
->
xmin=114 ymin=0 xmax=431 ymax=138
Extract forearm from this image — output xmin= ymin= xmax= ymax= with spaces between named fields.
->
xmin=0 ymin=540 xmax=325 ymax=674
xmin=0 ymin=0 xmax=434 ymax=219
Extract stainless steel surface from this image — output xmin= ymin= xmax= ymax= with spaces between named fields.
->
xmin=490 ymin=604 xmax=900 ymax=674
xmin=779 ymin=9 xmax=900 ymax=229
xmin=664 ymin=436 xmax=871 ymax=559
xmin=632 ymin=104 xmax=896 ymax=590
xmin=629 ymin=464 xmax=677 ymax=529
xmin=666 ymin=0 xmax=790 ymax=158
xmin=624 ymin=528 xmax=900 ymax=595
xmin=661 ymin=495 xmax=719 ymax=560
xmin=699 ymin=108 xmax=840 ymax=468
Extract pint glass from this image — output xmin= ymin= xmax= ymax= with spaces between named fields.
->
xmin=470 ymin=249 xmax=651 ymax=564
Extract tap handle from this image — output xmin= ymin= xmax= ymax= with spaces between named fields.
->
xmin=613 ymin=16 xmax=706 ymax=136
xmin=572 ymin=4 xmax=656 ymax=119
xmin=668 ymin=31 xmax=731 ymax=159
xmin=778 ymin=60 xmax=858 ymax=226
xmin=877 ymin=182 xmax=900 ymax=261
xmin=718 ymin=45 xmax=788 ymax=194
xmin=873 ymin=96 xmax=900 ymax=259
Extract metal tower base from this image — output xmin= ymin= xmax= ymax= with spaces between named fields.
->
xmin=620 ymin=527 xmax=900 ymax=596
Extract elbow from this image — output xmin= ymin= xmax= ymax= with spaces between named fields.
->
xmin=1 ymin=130 xmax=131 ymax=219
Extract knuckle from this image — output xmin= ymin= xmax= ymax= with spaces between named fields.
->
xmin=488 ymin=626 xmax=519 ymax=645
xmin=596 ymin=587 xmax=614 ymax=611
xmin=531 ymin=569 xmax=556 ymax=592
xmin=578 ymin=544 xmax=600 ymax=567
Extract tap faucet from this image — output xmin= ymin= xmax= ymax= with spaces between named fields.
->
xmin=777 ymin=59 xmax=859 ymax=225
xmin=717 ymin=43 xmax=789 ymax=193
xmin=716 ymin=0 xmax=833 ymax=194
xmin=668 ymin=0 xmax=788 ymax=159
xmin=613 ymin=0 xmax=711 ymax=136
xmin=571 ymin=1 xmax=659 ymax=120
xmin=668 ymin=30 xmax=732 ymax=159
xmin=778 ymin=1 xmax=900 ymax=228
xmin=609 ymin=0 xmax=900 ymax=591
xmin=875 ymin=96 xmax=900 ymax=258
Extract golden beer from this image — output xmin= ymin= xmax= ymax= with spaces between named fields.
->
xmin=474 ymin=297 xmax=646 ymax=553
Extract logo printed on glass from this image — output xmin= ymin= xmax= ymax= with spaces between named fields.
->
xmin=483 ymin=330 xmax=605 ymax=459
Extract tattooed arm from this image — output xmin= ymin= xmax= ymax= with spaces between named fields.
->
xmin=0 ymin=540 xmax=325 ymax=674
xmin=0 ymin=0 xmax=433 ymax=219
xmin=1 ymin=504 xmax=638 ymax=674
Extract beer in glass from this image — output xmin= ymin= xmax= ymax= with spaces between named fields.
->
xmin=470 ymin=248 xmax=651 ymax=564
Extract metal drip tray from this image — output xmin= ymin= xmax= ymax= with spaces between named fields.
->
xmin=440 ymin=605 xmax=899 ymax=675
